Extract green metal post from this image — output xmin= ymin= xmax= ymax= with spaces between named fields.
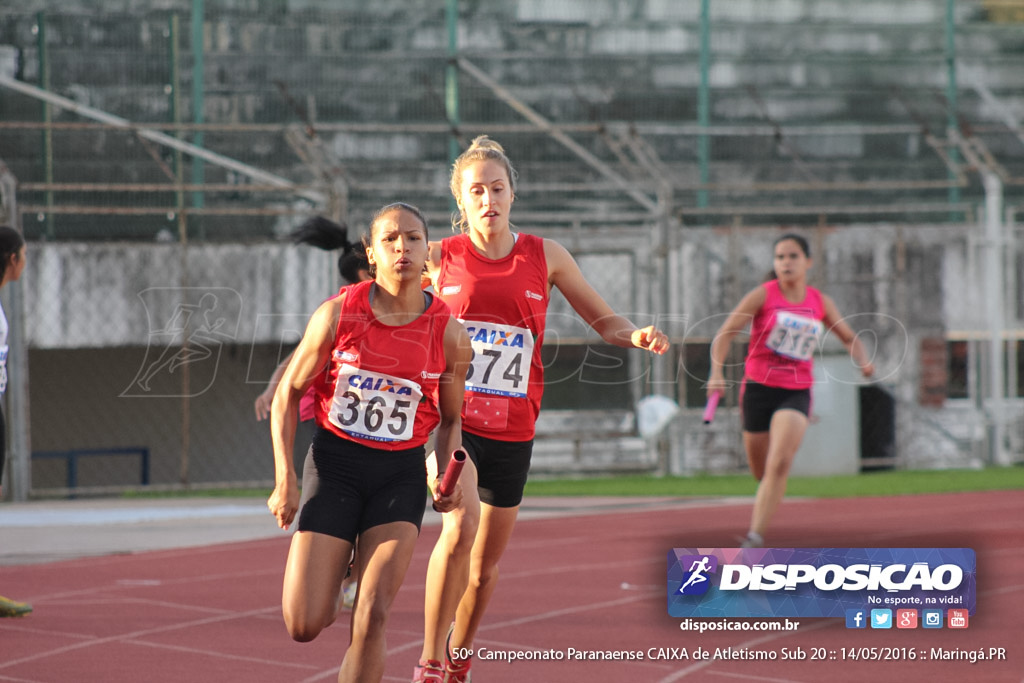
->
xmin=446 ymin=0 xmax=461 ymax=199
xmin=37 ymin=11 xmax=54 ymax=239
xmin=697 ymin=0 xmax=711 ymax=210
xmin=945 ymin=0 xmax=961 ymax=212
xmin=191 ymin=0 xmax=205 ymax=218
xmin=170 ymin=15 xmax=184 ymax=220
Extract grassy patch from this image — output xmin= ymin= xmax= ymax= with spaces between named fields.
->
xmin=118 ymin=466 xmax=1024 ymax=501
xmin=523 ymin=466 xmax=1024 ymax=499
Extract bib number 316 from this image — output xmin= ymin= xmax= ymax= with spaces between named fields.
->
xmin=765 ymin=311 xmax=823 ymax=362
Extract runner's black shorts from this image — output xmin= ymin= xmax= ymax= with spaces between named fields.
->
xmin=297 ymin=427 xmax=427 ymax=542
xmin=462 ymin=430 xmax=533 ymax=508
xmin=741 ymin=380 xmax=812 ymax=433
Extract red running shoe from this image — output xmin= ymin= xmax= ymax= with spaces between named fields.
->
xmin=412 ymin=659 xmax=444 ymax=682
xmin=444 ymin=622 xmax=472 ymax=682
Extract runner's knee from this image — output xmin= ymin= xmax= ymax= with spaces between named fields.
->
xmin=284 ymin=609 xmax=327 ymax=643
xmin=470 ymin=561 xmax=499 ymax=591
xmin=764 ymin=453 xmax=794 ymax=480
xmin=350 ymin=596 xmax=390 ymax=640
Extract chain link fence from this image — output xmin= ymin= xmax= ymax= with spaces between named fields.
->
xmin=21 ymin=242 xmax=335 ymax=494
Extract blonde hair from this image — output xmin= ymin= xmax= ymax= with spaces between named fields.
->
xmin=449 ymin=135 xmax=518 ymax=233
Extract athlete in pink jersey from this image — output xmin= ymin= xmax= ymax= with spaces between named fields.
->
xmin=268 ymin=203 xmax=471 ymax=683
xmin=707 ymin=234 xmax=874 ymax=549
xmin=412 ymin=137 xmax=669 ymax=683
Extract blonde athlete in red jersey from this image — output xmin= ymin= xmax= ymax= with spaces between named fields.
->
xmin=412 ymin=138 xmax=669 ymax=682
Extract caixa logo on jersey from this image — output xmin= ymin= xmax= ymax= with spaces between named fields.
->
xmin=667 ymin=548 xmax=976 ymax=618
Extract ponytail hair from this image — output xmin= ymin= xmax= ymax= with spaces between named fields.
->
xmin=288 ymin=216 xmax=369 ymax=285
xmin=0 ymin=226 xmax=25 ymax=285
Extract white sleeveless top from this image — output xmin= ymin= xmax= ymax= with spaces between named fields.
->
xmin=0 ymin=301 xmax=9 ymax=394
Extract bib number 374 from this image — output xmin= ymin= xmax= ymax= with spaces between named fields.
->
xmin=462 ymin=321 xmax=534 ymax=398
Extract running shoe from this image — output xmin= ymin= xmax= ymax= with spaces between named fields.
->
xmin=444 ymin=622 xmax=472 ymax=683
xmin=739 ymin=531 xmax=763 ymax=549
xmin=444 ymin=659 xmax=472 ymax=683
xmin=412 ymin=659 xmax=444 ymax=682
xmin=0 ymin=595 xmax=32 ymax=618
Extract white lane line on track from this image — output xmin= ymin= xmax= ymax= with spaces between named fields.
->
xmin=0 ymin=605 xmax=280 ymax=670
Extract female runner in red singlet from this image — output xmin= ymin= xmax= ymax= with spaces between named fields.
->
xmin=268 ymin=203 xmax=471 ymax=683
xmin=707 ymin=234 xmax=874 ymax=549
xmin=412 ymin=137 xmax=669 ymax=682
xmin=255 ymin=216 xmax=373 ymax=609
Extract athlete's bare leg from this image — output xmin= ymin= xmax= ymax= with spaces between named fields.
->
xmin=743 ymin=431 xmax=770 ymax=481
xmin=747 ymin=409 xmax=809 ymax=538
xmin=448 ymin=503 xmax=519 ymax=653
xmin=421 ymin=455 xmax=481 ymax=663
xmin=338 ymin=521 xmax=419 ymax=683
xmin=281 ymin=531 xmax=353 ymax=642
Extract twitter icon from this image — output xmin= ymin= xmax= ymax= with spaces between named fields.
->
xmin=870 ymin=609 xmax=892 ymax=629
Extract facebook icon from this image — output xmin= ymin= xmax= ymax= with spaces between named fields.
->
xmin=846 ymin=609 xmax=867 ymax=629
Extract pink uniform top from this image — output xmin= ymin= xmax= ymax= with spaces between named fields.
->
xmin=435 ymin=233 xmax=549 ymax=441
xmin=298 ymin=391 xmax=316 ymax=422
xmin=310 ymin=280 xmax=451 ymax=450
xmin=744 ymin=280 xmax=826 ymax=390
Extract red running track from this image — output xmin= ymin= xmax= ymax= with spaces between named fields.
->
xmin=1 ymin=491 xmax=1021 ymax=682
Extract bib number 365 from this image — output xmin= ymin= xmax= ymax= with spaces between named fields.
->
xmin=329 ymin=364 xmax=421 ymax=442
